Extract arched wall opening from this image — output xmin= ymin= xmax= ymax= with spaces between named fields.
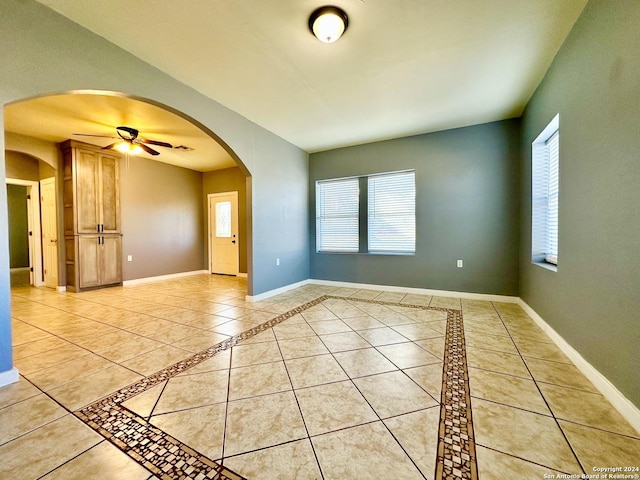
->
xmin=1 ymin=0 xmax=311 ymax=384
xmin=3 ymin=90 xmax=254 ymax=292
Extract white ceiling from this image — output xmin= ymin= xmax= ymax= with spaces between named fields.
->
xmin=9 ymin=1 xmax=587 ymax=168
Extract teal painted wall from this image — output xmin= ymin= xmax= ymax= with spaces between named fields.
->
xmin=310 ymin=119 xmax=521 ymax=296
xmin=520 ymin=0 xmax=640 ymax=407
xmin=7 ymin=185 xmax=29 ymax=269
xmin=120 ymin=156 xmax=204 ymax=281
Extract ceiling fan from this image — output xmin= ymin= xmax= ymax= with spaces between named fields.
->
xmin=73 ymin=126 xmax=173 ymax=156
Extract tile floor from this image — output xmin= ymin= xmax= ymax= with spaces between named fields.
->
xmin=1 ymin=274 xmax=639 ymax=479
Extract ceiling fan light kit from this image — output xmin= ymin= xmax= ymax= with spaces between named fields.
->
xmin=309 ymin=6 xmax=348 ymax=44
xmin=114 ymin=142 xmax=143 ymax=154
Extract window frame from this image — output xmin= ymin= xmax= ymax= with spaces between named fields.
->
xmin=367 ymin=170 xmax=416 ymax=254
xmin=531 ymin=114 xmax=560 ymax=270
xmin=315 ymin=177 xmax=360 ymax=253
xmin=315 ymin=169 xmax=416 ymax=255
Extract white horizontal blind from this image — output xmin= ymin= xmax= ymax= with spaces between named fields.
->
xmin=316 ymin=178 xmax=359 ymax=252
xmin=368 ymin=171 xmax=415 ymax=253
xmin=531 ymin=142 xmax=549 ymax=261
xmin=546 ymin=131 xmax=559 ymax=264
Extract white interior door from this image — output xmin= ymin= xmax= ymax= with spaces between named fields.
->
xmin=209 ymin=192 xmax=239 ymax=275
xmin=40 ymin=177 xmax=58 ymax=288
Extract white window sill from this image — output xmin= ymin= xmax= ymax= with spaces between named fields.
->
xmin=532 ymin=260 xmax=557 ymax=272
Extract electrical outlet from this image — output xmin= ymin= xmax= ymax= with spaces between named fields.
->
xmin=457 ymin=259 xmax=463 ymax=268
xmin=127 ymin=255 xmax=133 ymax=262
xmin=276 ymin=258 xmax=280 ymax=266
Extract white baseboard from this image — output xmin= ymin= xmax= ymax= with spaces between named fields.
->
xmin=246 ymin=279 xmax=311 ymax=302
xmin=247 ymin=278 xmax=519 ymax=304
xmin=0 ymin=367 xmax=19 ymax=388
xmin=518 ymin=299 xmax=640 ymax=435
xmin=123 ymin=270 xmax=209 ymax=287
xmin=309 ymin=279 xmax=520 ymax=303
xmin=242 ymin=276 xmax=640 ymax=433
xmin=56 ymin=285 xmax=66 ymax=292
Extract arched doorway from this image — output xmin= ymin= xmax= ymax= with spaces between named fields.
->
xmin=4 ymin=150 xmax=57 ymax=288
xmin=3 ymin=91 xmax=252 ymax=290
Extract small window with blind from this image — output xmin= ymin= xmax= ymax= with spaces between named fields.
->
xmin=368 ymin=171 xmax=416 ymax=253
xmin=315 ymin=170 xmax=416 ymax=254
xmin=531 ymin=114 xmax=559 ymax=269
xmin=316 ymin=177 xmax=360 ymax=252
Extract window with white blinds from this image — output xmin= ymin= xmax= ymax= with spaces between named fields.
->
xmin=315 ymin=170 xmax=416 ymax=254
xmin=316 ymin=177 xmax=359 ymax=252
xmin=545 ymin=131 xmax=559 ymax=265
xmin=368 ymin=171 xmax=415 ymax=253
xmin=531 ymin=114 xmax=559 ymax=268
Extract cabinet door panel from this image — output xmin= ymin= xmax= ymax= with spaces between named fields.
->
xmin=76 ymin=150 xmax=100 ymax=233
xmin=100 ymin=154 xmax=120 ymax=232
xmin=101 ymin=235 xmax=122 ymax=286
xmin=78 ymin=236 xmax=100 ymax=289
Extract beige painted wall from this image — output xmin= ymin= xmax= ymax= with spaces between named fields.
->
xmin=120 ymin=154 xmax=204 ymax=280
xmin=5 ymin=151 xmax=40 ymax=181
xmin=5 ymin=132 xmax=59 ymax=170
xmin=5 ymin=150 xmax=54 ymax=181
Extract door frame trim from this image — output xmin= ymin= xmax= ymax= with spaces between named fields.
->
xmin=207 ymin=191 xmax=239 ymax=275
xmin=5 ymin=178 xmax=44 ymax=286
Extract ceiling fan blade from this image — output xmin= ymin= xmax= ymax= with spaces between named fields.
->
xmin=138 ymin=143 xmax=160 ymax=156
xmin=73 ymin=133 xmax=119 ymax=139
xmin=138 ymin=137 xmax=173 ymax=148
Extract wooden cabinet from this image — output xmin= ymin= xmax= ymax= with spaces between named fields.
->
xmin=76 ymin=235 xmax=122 ymax=290
xmin=61 ymin=140 xmax=123 ymax=291
xmin=62 ymin=141 xmax=121 ymax=235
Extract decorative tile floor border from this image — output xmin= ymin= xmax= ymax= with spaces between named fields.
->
xmin=76 ymin=401 xmax=243 ymax=480
xmin=73 ymin=294 xmax=477 ymax=479
xmin=75 ymin=296 xmax=327 ymax=480
xmin=435 ymin=308 xmax=478 ymax=480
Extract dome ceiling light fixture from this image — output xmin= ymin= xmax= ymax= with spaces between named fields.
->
xmin=309 ymin=6 xmax=349 ymax=44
